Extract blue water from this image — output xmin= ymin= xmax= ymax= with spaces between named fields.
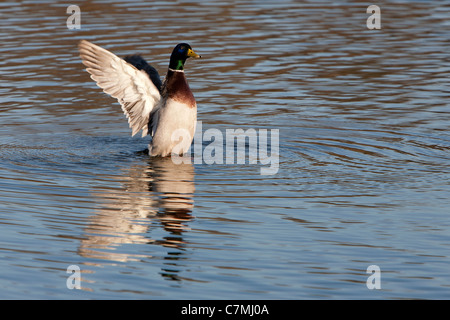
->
xmin=0 ymin=0 xmax=449 ymax=299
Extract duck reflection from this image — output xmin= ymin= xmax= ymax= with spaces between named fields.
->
xmin=79 ymin=156 xmax=195 ymax=281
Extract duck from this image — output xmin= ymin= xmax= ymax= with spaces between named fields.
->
xmin=78 ymin=40 xmax=201 ymax=157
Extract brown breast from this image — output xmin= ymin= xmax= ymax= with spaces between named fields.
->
xmin=164 ymin=69 xmax=196 ymax=108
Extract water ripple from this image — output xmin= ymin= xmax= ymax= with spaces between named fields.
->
xmin=0 ymin=0 xmax=449 ymax=299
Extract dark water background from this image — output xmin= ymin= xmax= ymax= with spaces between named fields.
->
xmin=0 ymin=0 xmax=449 ymax=299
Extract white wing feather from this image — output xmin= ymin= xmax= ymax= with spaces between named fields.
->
xmin=78 ymin=40 xmax=161 ymax=137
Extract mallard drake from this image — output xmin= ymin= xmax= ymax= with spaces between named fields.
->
xmin=78 ymin=40 xmax=201 ymax=157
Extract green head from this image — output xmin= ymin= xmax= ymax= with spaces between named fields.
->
xmin=169 ymin=43 xmax=201 ymax=70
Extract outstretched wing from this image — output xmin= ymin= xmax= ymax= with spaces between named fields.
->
xmin=78 ymin=40 xmax=161 ymax=137
xmin=124 ymin=55 xmax=163 ymax=92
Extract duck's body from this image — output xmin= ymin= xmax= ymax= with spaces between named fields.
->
xmin=151 ymin=73 xmax=197 ymax=156
xmin=78 ymin=40 xmax=201 ymax=157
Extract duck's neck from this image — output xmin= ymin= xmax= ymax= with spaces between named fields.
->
xmin=169 ymin=58 xmax=186 ymax=71
xmin=168 ymin=67 xmax=185 ymax=73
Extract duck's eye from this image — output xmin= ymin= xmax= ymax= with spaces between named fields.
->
xmin=178 ymin=46 xmax=186 ymax=53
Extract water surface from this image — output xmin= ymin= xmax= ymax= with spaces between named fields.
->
xmin=0 ymin=0 xmax=449 ymax=299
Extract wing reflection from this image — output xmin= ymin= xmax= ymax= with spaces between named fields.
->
xmin=79 ymin=156 xmax=195 ymax=276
